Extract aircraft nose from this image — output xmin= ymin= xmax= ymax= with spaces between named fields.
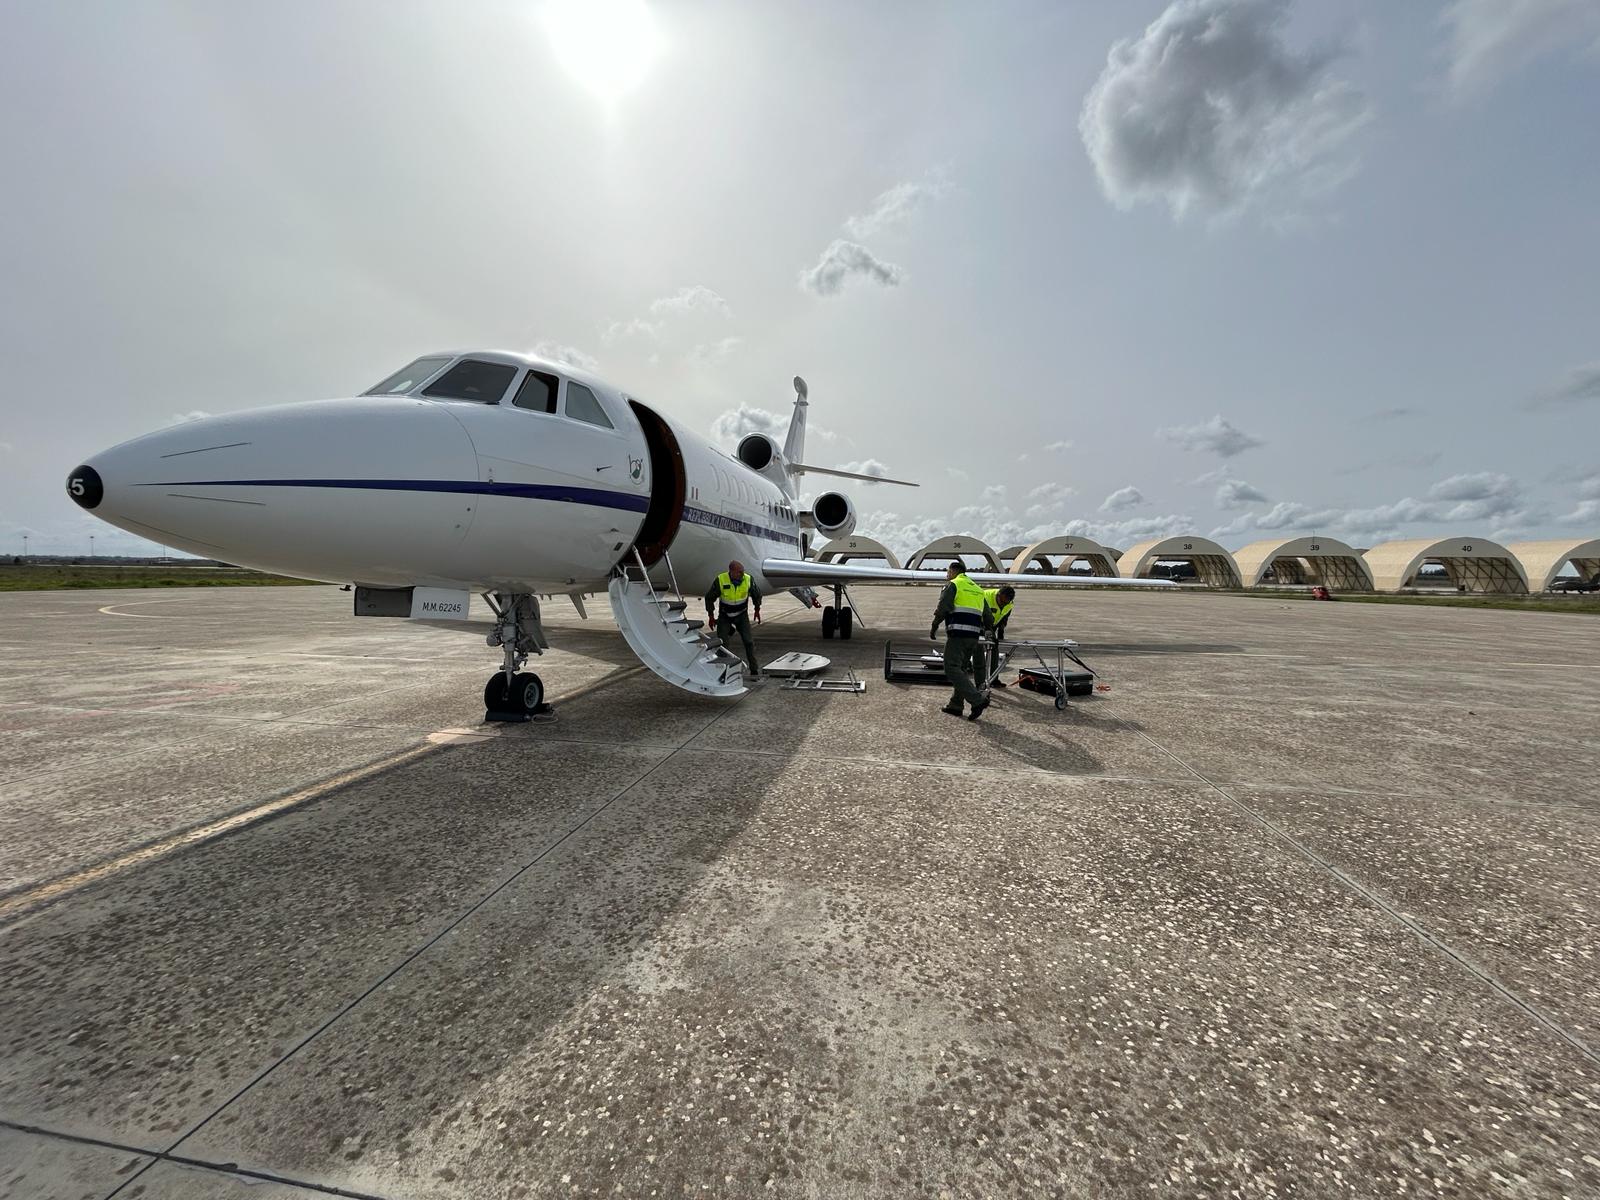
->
xmin=66 ymin=463 xmax=104 ymax=510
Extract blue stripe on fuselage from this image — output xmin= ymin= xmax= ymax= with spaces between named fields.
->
xmin=141 ymin=477 xmax=652 ymax=513
xmin=140 ymin=478 xmax=801 ymax=547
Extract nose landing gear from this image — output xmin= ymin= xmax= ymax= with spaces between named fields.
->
xmin=484 ymin=592 xmax=552 ymax=722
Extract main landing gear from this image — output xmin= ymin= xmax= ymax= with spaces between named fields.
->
xmin=820 ymin=583 xmax=855 ymax=640
xmin=483 ymin=593 xmax=552 ymax=722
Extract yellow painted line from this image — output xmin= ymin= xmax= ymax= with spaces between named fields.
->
xmin=0 ymin=665 xmax=646 ymax=927
xmin=0 ymin=745 xmax=436 ymax=925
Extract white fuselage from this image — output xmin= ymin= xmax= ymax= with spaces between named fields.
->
xmin=71 ymin=352 xmax=803 ymax=598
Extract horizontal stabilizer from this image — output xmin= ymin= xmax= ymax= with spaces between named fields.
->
xmin=789 ymin=463 xmax=919 ymax=487
xmin=761 ymin=558 xmax=1175 ymax=588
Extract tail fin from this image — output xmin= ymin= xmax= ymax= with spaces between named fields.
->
xmin=782 ymin=376 xmax=808 ymax=467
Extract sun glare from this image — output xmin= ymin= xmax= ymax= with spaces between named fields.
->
xmin=541 ymin=0 xmax=665 ymax=106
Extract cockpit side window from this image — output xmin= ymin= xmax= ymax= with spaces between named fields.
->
xmin=564 ymin=382 xmax=615 ymax=429
xmin=511 ymin=370 xmax=559 ymax=413
xmin=364 ymin=356 xmax=450 ymax=395
xmin=421 ymin=359 xmax=518 ymax=403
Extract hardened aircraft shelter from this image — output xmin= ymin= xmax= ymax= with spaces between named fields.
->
xmin=1009 ymin=536 xmax=1121 ymax=578
xmin=1234 ymin=536 xmax=1375 ymax=590
xmin=1363 ymin=537 xmax=1529 ymax=593
xmin=905 ymin=535 xmax=1003 ymax=572
xmin=1119 ymin=536 xmax=1242 ymax=588
xmin=1505 ymin=539 xmax=1600 ymax=591
xmin=815 ymin=536 xmax=902 ymax=569
xmin=998 ymin=546 xmax=1027 ymax=570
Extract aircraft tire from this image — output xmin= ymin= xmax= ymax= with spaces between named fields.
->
xmin=512 ymin=672 xmax=545 ymax=714
xmin=838 ymin=607 xmax=853 ymax=639
xmin=821 ymin=605 xmax=837 ymax=639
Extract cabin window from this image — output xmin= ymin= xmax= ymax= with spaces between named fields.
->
xmin=421 ymin=359 xmax=518 ymax=403
xmin=364 ymin=356 xmax=450 ymax=395
xmin=564 ymin=382 xmax=614 ymax=429
xmin=511 ymin=370 xmax=559 ymax=413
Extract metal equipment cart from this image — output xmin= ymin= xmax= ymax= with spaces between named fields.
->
xmin=883 ymin=639 xmax=1097 ymax=711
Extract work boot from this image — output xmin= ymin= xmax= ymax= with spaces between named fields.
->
xmin=992 ymin=678 xmax=1009 ymax=688
xmin=941 ymin=704 xmax=964 ymax=717
xmin=967 ymin=699 xmax=990 ymax=722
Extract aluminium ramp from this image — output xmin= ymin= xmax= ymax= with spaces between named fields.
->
xmin=608 ymin=573 xmax=748 ymax=698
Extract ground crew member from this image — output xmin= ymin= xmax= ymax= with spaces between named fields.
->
xmin=930 ymin=561 xmax=991 ymax=720
xmin=705 ymin=560 xmax=763 ymax=679
xmin=983 ymin=585 xmax=1016 ymax=687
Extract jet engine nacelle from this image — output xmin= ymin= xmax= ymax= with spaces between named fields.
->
xmin=735 ymin=432 xmax=780 ymax=471
xmin=735 ymin=432 xmax=791 ymax=490
xmin=807 ymin=490 xmax=856 ymax=539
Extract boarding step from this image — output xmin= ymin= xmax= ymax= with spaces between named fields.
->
xmin=607 ymin=573 xmax=745 ymax=699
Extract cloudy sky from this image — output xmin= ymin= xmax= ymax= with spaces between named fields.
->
xmin=2 ymin=0 xmax=1597 ymax=558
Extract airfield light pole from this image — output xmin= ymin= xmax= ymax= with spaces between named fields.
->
xmin=21 ymin=534 xmax=28 ymax=559
xmin=89 ymin=534 xmax=95 ymax=559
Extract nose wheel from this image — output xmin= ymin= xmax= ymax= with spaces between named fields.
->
xmin=484 ymin=592 xmax=554 ymax=722
xmin=485 ymin=671 xmax=545 ymax=720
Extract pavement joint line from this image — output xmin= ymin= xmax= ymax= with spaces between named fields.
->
xmin=0 ymin=1118 xmax=396 ymax=1200
xmin=0 ymin=666 xmax=648 ymax=929
xmin=151 ymin=689 xmax=748 ymax=1182
xmin=1120 ymin=721 xmax=1600 ymax=1072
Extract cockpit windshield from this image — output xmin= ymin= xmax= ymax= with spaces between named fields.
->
xmin=364 ymin=356 xmax=451 ymax=396
xmin=421 ymin=359 xmax=519 ymax=404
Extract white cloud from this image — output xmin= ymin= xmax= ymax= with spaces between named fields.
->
xmin=1440 ymin=0 xmax=1600 ymax=96
xmin=710 ymin=404 xmax=785 ymax=447
xmin=650 ymin=285 xmax=732 ymax=318
xmin=838 ymin=459 xmax=890 ymax=483
xmin=530 ymin=341 xmax=598 ymax=372
xmin=1215 ymin=478 xmax=1270 ymax=508
xmin=687 ymin=336 xmax=742 ymax=367
xmin=1044 ymin=440 xmax=1074 ymax=452
xmin=1100 ymin=485 xmax=1145 ymax=513
xmin=1080 ymin=0 xmax=1370 ymax=222
xmin=168 ymin=410 xmax=213 ymax=425
xmin=1524 ymin=362 xmax=1600 ymax=411
xmin=981 ymin=484 xmax=1007 ymax=501
xmin=1206 ymin=472 xmax=1543 ymax=544
xmin=1157 ymin=413 xmax=1265 ymax=457
xmin=843 ymin=169 xmax=952 ymax=239
xmin=945 ymin=467 xmax=970 ymax=481
xmin=1560 ymin=500 xmax=1600 ymax=525
xmin=602 ymin=317 xmax=662 ymax=344
xmin=799 ymin=240 xmax=904 ymax=296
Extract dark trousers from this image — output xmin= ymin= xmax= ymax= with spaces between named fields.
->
xmin=943 ymin=637 xmax=986 ymax=709
xmin=717 ymin=612 xmax=758 ymax=672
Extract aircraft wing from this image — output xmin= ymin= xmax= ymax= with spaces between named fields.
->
xmin=760 ymin=558 xmax=1175 ymax=588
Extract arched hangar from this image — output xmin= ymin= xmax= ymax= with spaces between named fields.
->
xmin=1009 ymin=535 xmax=1121 ymax=578
xmin=1119 ymin=536 xmax=1241 ymax=588
xmin=905 ymin=535 xmax=1003 ymax=572
xmin=1234 ymin=536 xmax=1375 ymax=590
xmin=815 ymin=536 xmax=902 ymax=569
xmin=1363 ymin=537 xmax=1528 ymax=593
xmin=998 ymin=545 xmax=1027 ymax=570
xmin=1504 ymin=539 xmax=1600 ymax=592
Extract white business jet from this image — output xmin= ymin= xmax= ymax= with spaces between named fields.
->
xmin=67 ymin=350 xmax=1168 ymax=716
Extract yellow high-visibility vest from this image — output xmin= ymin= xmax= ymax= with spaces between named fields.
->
xmin=983 ymin=588 xmax=1013 ymax=626
xmin=946 ymin=573 xmax=987 ymax=638
xmin=717 ymin=571 xmax=753 ymax=616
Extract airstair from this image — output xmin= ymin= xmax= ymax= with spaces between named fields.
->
xmin=608 ymin=549 xmax=748 ymax=698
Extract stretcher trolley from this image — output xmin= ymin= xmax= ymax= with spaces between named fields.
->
xmin=882 ymin=638 xmax=1097 ymax=711
xmin=991 ymin=638 xmax=1097 ymax=710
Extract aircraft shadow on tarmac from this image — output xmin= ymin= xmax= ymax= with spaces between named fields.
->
xmin=0 ymin=660 xmax=837 ymax=1193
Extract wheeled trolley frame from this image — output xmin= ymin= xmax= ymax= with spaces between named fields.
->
xmin=883 ymin=639 xmax=1097 ymax=711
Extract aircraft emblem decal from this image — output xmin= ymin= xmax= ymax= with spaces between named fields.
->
xmin=629 ymin=456 xmax=644 ymax=482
